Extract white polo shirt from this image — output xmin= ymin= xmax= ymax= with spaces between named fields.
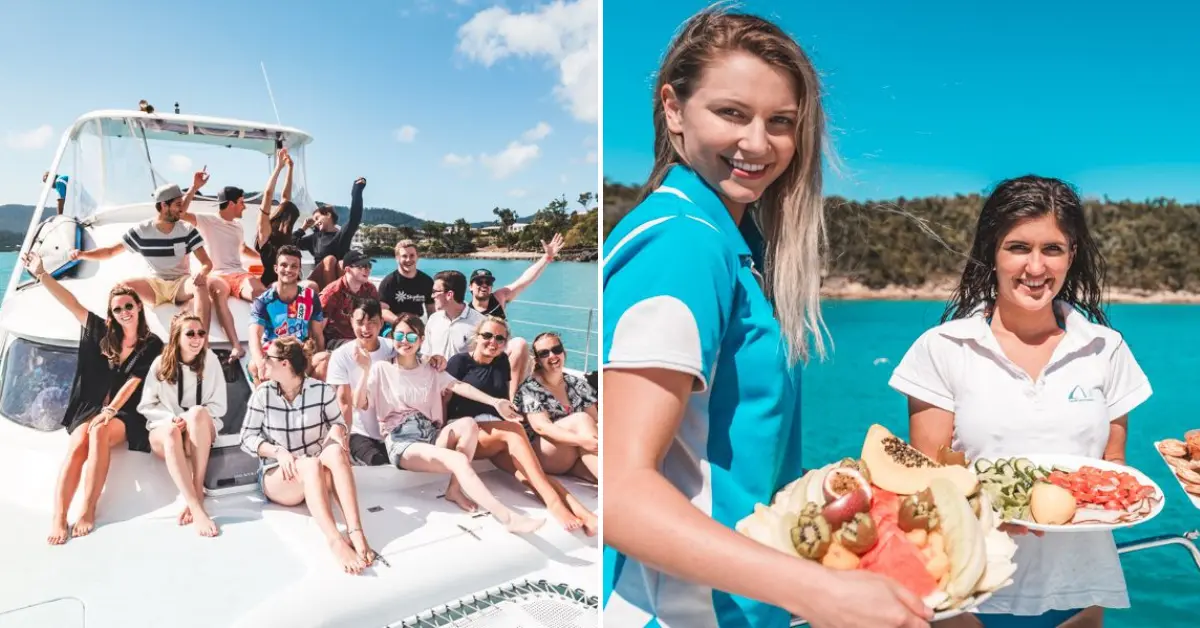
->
xmin=421 ymin=305 xmax=484 ymax=361
xmin=888 ymin=300 xmax=1152 ymax=615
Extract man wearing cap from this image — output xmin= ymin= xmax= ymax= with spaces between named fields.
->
xmin=176 ymin=181 xmax=269 ymax=362
xmin=466 ymin=232 xmax=564 ymax=397
xmin=318 ymin=250 xmax=380 ymax=352
xmin=69 ymin=171 xmax=214 ymax=323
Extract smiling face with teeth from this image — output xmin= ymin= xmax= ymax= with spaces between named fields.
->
xmin=661 ymin=50 xmax=800 ymax=219
xmin=994 ymin=214 xmax=1074 ymax=312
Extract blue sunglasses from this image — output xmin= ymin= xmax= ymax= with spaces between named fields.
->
xmin=394 ymin=332 xmax=420 ymax=344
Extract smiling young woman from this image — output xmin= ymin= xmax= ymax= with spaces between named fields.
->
xmin=601 ymin=7 xmax=933 ymax=628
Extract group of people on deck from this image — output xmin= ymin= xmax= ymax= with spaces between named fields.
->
xmin=30 ymin=147 xmax=598 ymax=575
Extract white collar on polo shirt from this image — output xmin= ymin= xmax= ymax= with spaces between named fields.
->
xmin=936 ymin=300 xmax=1106 ymax=379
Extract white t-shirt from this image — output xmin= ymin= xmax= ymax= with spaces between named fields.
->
xmin=324 ymin=340 xmax=396 ymax=440
xmin=421 ymin=305 xmax=484 ymax=360
xmin=192 ymin=213 xmax=246 ymax=274
xmin=888 ymin=301 xmax=1152 ymax=615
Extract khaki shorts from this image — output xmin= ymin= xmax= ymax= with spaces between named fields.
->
xmin=147 ymin=276 xmax=188 ymax=306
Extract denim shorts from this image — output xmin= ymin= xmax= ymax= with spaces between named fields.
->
xmin=256 ymin=460 xmax=280 ymax=497
xmin=383 ymin=414 xmax=438 ymax=468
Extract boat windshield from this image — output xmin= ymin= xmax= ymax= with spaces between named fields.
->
xmin=51 ymin=113 xmax=316 ymax=221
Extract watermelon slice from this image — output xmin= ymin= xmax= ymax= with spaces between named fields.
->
xmin=859 ymin=490 xmax=939 ymax=598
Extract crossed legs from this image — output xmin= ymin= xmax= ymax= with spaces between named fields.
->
xmin=534 ymin=412 xmax=598 ymax=483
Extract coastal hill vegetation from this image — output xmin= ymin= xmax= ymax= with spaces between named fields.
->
xmin=604 ymin=179 xmax=1200 ymax=292
xmin=0 ymin=191 xmax=599 ymax=261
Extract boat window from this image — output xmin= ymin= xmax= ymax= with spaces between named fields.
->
xmin=1 ymin=338 xmax=77 ymax=432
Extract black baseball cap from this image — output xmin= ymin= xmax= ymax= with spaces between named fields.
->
xmin=470 ymin=269 xmax=495 ymax=284
xmin=344 ymin=250 xmax=373 ymax=268
xmin=217 ymin=186 xmax=244 ymax=204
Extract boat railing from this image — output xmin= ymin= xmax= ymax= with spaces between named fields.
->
xmin=506 ymin=298 xmax=598 ymax=373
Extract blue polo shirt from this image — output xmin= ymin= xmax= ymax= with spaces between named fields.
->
xmin=602 ymin=165 xmax=804 ymax=628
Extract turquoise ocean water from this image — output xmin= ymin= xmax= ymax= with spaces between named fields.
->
xmin=0 ymin=253 xmax=599 ymax=372
xmin=803 ymin=300 xmax=1194 ymax=627
xmin=601 ymin=298 xmax=1194 ymax=626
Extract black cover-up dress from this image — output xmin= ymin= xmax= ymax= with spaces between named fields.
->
xmin=60 ymin=312 xmax=163 ymax=452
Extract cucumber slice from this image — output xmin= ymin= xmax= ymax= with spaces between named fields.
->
xmin=1014 ymin=458 xmax=1034 ymax=474
xmin=974 ymin=459 xmax=994 ymax=474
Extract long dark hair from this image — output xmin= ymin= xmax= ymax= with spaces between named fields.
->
xmin=941 ymin=175 xmax=1108 ymax=326
xmin=157 ymin=314 xmax=207 ymax=384
xmin=101 ymin=284 xmax=152 ymax=367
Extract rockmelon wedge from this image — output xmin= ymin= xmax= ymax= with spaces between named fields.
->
xmin=860 ymin=424 xmax=979 ymax=497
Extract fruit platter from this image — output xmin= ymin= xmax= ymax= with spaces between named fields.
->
xmin=736 ymin=424 xmax=1018 ymax=620
xmin=1155 ymin=429 xmax=1200 ymax=510
xmin=974 ymin=454 xmax=1165 ymax=532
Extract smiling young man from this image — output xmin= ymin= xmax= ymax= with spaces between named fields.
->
xmin=70 ymin=175 xmax=214 ymax=323
xmin=248 ymin=245 xmax=327 ymax=384
xmin=319 ymin=250 xmax=380 ymax=351
xmin=323 ymin=298 xmax=396 ymax=466
xmin=379 ymin=239 xmax=434 ymax=323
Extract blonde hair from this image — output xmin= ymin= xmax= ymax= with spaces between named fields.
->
xmin=394 ymin=239 xmax=418 ymax=255
xmin=470 ymin=316 xmax=510 ymax=353
xmin=157 ymin=313 xmax=208 ymax=384
xmin=642 ymin=6 xmax=829 ymax=364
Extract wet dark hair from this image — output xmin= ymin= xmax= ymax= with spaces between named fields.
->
xmin=941 ymin=175 xmax=1108 ymax=326
xmin=315 ymin=204 xmax=339 ymax=225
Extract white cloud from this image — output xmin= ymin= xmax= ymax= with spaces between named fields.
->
xmin=443 ymin=153 xmax=474 ymax=167
xmin=522 ymin=122 xmax=552 ymax=142
xmin=481 ymin=141 xmax=540 ymax=179
xmin=394 ymin=125 xmax=418 ymax=143
xmin=457 ymin=0 xmax=598 ymax=123
xmin=509 ymin=188 xmax=528 ymax=198
xmin=167 ymin=154 xmax=193 ymax=173
xmin=5 ymin=125 xmax=53 ymax=150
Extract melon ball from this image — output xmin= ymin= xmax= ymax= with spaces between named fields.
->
xmin=1030 ymin=482 xmax=1077 ymax=525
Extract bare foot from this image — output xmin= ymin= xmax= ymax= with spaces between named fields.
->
xmin=48 ymin=515 xmax=69 ymax=545
xmin=178 ymin=506 xmax=193 ymax=526
xmin=192 ymin=509 xmax=219 ymax=537
xmin=445 ymin=483 xmax=477 ymax=513
xmin=329 ymin=537 xmax=365 ymax=574
xmin=579 ymin=511 xmax=598 ymax=537
xmin=347 ymin=528 xmax=375 ymax=567
xmin=503 ymin=513 xmax=545 ymax=535
xmin=72 ymin=512 xmax=96 ymax=538
xmin=547 ymin=500 xmax=584 ymax=532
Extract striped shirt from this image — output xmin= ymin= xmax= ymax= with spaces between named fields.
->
xmin=121 ymin=219 xmax=204 ymax=280
xmin=240 ymin=378 xmax=345 ymax=458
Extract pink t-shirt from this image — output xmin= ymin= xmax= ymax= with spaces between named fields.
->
xmin=193 ymin=213 xmax=246 ymax=274
xmin=366 ymin=361 xmax=458 ymax=434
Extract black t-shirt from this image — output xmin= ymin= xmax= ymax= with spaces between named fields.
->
xmin=469 ymin=294 xmax=506 ymax=320
xmin=445 ymin=352 xmax=510 ymax=418
xmin=379 ymin=269 xmax=434 ymax=317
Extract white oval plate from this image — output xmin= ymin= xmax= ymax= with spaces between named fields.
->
xmin=790 ymin=591 xmax=995 ymax=625
xmin=1000 ymin=454 xmax=1165 ymax=532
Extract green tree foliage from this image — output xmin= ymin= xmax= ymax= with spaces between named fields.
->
xmin=604 ymin=180 xmax=1200 ymax=291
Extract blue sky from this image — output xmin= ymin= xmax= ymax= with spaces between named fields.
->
xmin=0 ymin=0 xmax=598 ymax=222
xmin=603 ymin=0 xmax=1200 ymax=202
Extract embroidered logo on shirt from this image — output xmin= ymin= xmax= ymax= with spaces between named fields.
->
xmin=1067 ymin=385 xmax=1094 ymax=402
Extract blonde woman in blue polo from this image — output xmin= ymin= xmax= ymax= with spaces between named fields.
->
xmin=602 ymin=8 xmax=933 ymax=628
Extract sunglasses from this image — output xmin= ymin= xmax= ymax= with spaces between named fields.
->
xmin=479 ymin=331 xmax=507 ymax=343
xmin=394 ymin=332 xmax=420 ymax=344
xmin=535 ymin=344 xmax=565 ymax=359
xmin=111 ymin=302 xmax=136 ymax=314
xmin=184 ymin=329 xmax=207 ymax=339
xmin=473 ymin=278 xmax=494 ymax=287
xmin=266 ymin=354 xmax=287 ymax=362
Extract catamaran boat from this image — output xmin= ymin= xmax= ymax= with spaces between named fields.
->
xmin=0 ymin=110 xmax=599 ymax=628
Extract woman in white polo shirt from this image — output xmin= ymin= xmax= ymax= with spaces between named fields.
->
xmin=889 ymin=175 xmax=1152 ymax=628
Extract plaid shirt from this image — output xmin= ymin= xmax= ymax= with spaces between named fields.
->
xmin=240 ymin=378 xmax=345 ymax=458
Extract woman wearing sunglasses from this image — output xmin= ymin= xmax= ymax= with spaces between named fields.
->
xmin=137 ymin=313 xmax=227 ymax=537
xmin=22 ymin=251 xmax=165 ymax=545
xmin=446 ymin=317 xmax=598 ymax=536
xmin=353 ymin=313 xmax=544 ymax=534
xmin=517 ymin=332 xmax=597 ymax=483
